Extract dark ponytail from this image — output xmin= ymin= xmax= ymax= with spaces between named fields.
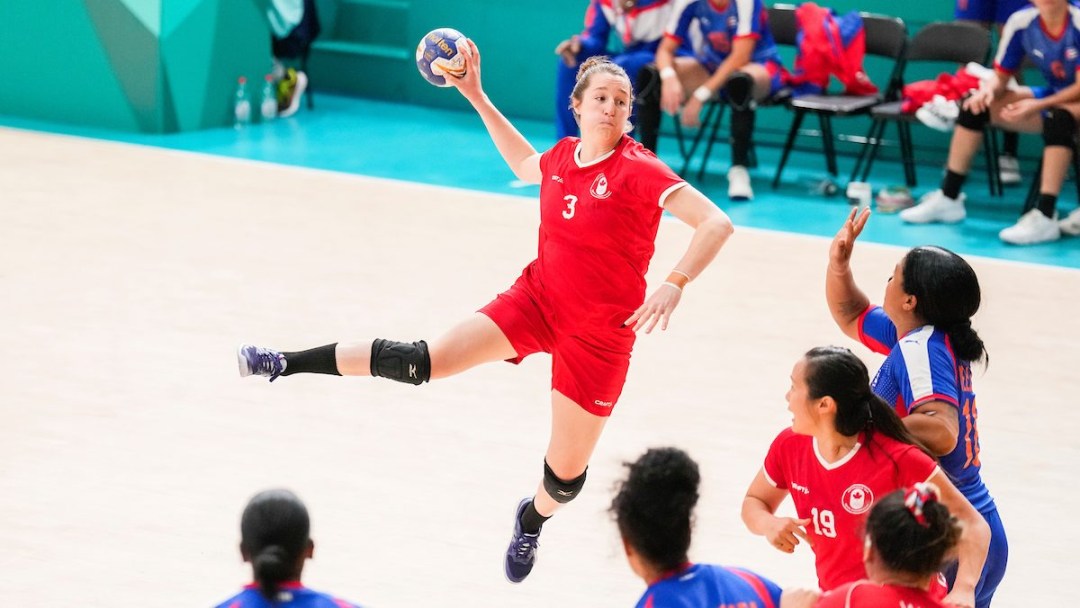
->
xmin=902 ymin=247 xmax=987 ymax=365
xmin=610 ymin=447 xmax=700 ymax=572
xmin=866 ymin=483 xmax=962 ymax=576
xmin=804 ymin=347 xmax=930 ymax=457
xmin=240 ymin=489 xmax=310 ymax=601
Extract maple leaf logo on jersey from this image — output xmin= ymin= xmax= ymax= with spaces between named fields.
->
xmin=841 ymin=484 xmax=874 ymax=514
xmin=590 ymin=173 xmax=613 ymax=199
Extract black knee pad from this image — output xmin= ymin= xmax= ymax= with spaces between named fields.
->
xmin=370 ymin=339 xmax=430 ymax=385
xmin=543 ymin=460 xmax=587 ymax=504
xmin=724 ymin=71 xmax=754 ymax=111
xmin=1043 ymin=107 xmax=1078 ymax=148
xmin=956 ymin=102 xmax=990 ymax=131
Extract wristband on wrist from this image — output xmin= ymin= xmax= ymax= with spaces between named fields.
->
xmin=659 ymin=66 xmax=677 ymax=80
xmin=671 ymin=269 xmax=692 ymax=282
xmin=693 ymin=85 xmax=713 ymax=103
xmin=665 ymin=271 xmax=690 ymax=289
xmin=662 ymin=281 xmax=683 ymax=292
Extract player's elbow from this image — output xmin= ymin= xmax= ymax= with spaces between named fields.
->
xmin=701 ymin=213 xmax=735 ymax=244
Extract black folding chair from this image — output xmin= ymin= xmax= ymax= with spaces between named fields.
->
xmin=849 ymin=22 xmax=992 ymax=189
xmin=673 ymin=4 xmax=798 ymax=179
xmin=771 ymin=13 xmax=907 ymax=189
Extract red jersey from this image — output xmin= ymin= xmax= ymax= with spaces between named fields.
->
xmin=535 ymin=134 xmax=685 ymax=330
xmin=762 ymin=428 xmax=938 ymax=591
xmin=816 ymin=580 xmax=948 ymax=608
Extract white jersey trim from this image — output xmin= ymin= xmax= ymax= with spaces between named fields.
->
xmin=899 ymin=325 xmax=936 ymax=404
xmin=658 ymin=181 xmax=688 ymax=207
xmin=996 ymin=7 xmax=1040 ymax=67
xmin=813 ymin=437 xmax=863 ymax=470
xmin=762 ymin=466 xmax=779 ymax=488
xmin=573 ymin=143 xmax=618 ymax=168
xmin=924 ymin=465 xmax=941 ymax=485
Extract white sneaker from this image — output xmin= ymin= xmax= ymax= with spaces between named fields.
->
xmin=915 ymin=95 xmax=958 ymax=132
xmin=727 ymin=165 xmax=753 ymax=201
xmin=899 ymin=190 xmax=967 ymax=224
xmin=1059 ymin=207 xmax=1080 ymax=236
xmin=998 ymin=155 xmax=1021 ymax=185
xmin=999 ymin=209 xmax=1061 ymax=245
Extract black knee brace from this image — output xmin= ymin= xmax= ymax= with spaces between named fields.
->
xmin=1043 ymin=107 xmax=1078 ymax=148
xmin=635 ymin=64 xmax=662 ymax=152
xmin=731 ymin=107 xmax=755 ymax=167
xmin=956 ymin=102 xmax=990 ymax=131
xmin=543 ymin=460 xmax=587 ymax=504
xmin=724 ymin=71 xmax=755 ymax=111
xmin=370 ymin=339 xmax=430 ymax=385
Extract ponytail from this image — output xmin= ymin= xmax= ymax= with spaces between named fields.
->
xmin=252 ymin=545 xmax=291 ymax=600
xmin=239 ymin=489 xmax=310 ymax=601
xmin=866 ymin=483 xmax=962 ymax=576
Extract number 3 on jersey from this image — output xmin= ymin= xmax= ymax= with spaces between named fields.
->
xmin=562 ymin=194 xmax=577 ymax=220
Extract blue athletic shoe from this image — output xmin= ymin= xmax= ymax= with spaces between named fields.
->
xmin=504 ymin=497 xmax=541 ymax=583
xmin=237 ymin=344 xmax=286 ymax=381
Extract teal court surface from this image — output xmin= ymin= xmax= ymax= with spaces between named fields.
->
xmin=4 ymin=92 xmax=1080 ymax=269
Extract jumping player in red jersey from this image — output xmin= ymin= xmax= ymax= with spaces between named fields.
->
xmin=215 ymin=489 xmax=364 ymax=608
xmin=740 ymin=347 xmax=989 ymax=608
xmin=826 ymin=208 xmax=1008 ymax=608
xmin=612 ymin=447 xmax=784 ymax=608
xmin=780 ymin=483 xmax=963 ymax=608
xmin=237 ymin=43 xmax=734 ymax=584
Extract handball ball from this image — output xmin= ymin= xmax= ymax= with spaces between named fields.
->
xmin=416 ymin=28 xmax=467 ymax=87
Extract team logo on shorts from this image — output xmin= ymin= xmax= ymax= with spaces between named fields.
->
xmin=590 ymin=173 xmax=612 ymax=199
xmin=841 ymin=484 xmax=874 ymax=514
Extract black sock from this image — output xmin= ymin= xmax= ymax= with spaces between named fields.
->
xmin=519 ymin=499 xmax=550 ymax=534
xmin=1003 ymin=131 xmax=1019 ymax=158
xmin=941 ymin=170 xmax=967 ymax=200
xmin=280 ymin=343 xmax=341 ymax=376
xmin=1036 ymin=193 xmax=1058 ymax=218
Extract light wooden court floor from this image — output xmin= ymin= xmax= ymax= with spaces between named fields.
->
xmin=1 ymin=127 xmax=1076 ymax=606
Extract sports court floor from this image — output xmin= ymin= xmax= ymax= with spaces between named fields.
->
xmin=1 ymin=96 xmax=1077 ymax=605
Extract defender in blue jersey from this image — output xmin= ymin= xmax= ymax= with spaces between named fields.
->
xmin=215 ymin=489 xmax=363 ymax=608
xmin=637 ymin=0 xmax=784 ymax=201
xmin=825 ymin=208 xmax=1007 ymax=608
xmin=612 ymin=447 xmax=784 ymax=608
xmin=901 ymin=0 xmax=1080 ymax=245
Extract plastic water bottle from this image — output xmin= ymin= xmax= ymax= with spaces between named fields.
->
xmin=233 ymin=76 xmax=251 ymax=128
xmin=260 ymin=74 xmax=277 ymax=122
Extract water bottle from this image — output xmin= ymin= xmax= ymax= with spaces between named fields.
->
xmin=260 ymin=74 xmax=277 ymax=121
xmin=233 ymin=76 xmax=251 ymax=128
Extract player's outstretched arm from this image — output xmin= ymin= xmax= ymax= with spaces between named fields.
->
xmin=624 ymin=185 xmax=732 ymax=333
xmin=445 ymin=39 xmax=542 ymax=183
xmin=826 ymin=207 xmax=872 ymax=341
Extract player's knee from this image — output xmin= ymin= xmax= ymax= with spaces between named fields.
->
xmin=543 ymin=460 xmax=587 ymax=504
xmin=956 ymin=103 xmax=990 ymax=131
xmin=370 ymin=339 xmax=430 ymax=385
xmin=724 ymin=71 xmax=755 ymax=111
xmin=635 ymin=65 xmax=661 ymax=106
xmin=1042 ymin=107 xmax=1077 ymax=148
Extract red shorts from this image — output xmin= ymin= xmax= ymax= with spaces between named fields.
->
xmin=478 ymin=273 xmax=635 ymax=417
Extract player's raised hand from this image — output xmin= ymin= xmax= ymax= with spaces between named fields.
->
xmin=446 ymin=38 xmax=483 ymax=100
xmin=624 ymin=283 xmax=683 ymax=334
xmin=829 ymin=206 xmax=870 ymax=274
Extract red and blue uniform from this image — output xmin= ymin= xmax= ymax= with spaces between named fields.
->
xmin=480 ymin=134 xmax=686 ymax=416
xmin=955 ymin=0 xmax=1030 ymax=26
xmin=815 ymin=580 xmax=948 ymax=608
xmin=995 ymin=4 xmax=1080 ymax=98
xmin=635 ymin=563 xmax=782 ymax=608
xmin=858 ymin=305 xmax=1008 ymax=608
xmin=762 ymin=428 xmax=938 ymax=591
xmin=215 ymin=582 xmax=362 ymax=608
xmin=556 ymin=0 xmax=683 ymax=138
xmin=664 ymin=0 xmax=784 ymax=92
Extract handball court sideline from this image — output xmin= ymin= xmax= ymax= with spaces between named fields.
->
xmin=0 ymin=121 xmax=1077 ymax=605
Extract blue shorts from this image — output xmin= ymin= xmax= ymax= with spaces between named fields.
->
xmin=943 ymin=505 xmax=1008 ymax=608
xmin=955 ymin=0 xmax=1030 ymax=24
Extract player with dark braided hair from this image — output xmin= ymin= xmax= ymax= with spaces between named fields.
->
xmin=781 ymin=483 xmax=964 ymax=608
xmin=215 ymin=489 xmax=363 ymax=608
xmin=612 ymin=447 xmax=783 ymax=607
